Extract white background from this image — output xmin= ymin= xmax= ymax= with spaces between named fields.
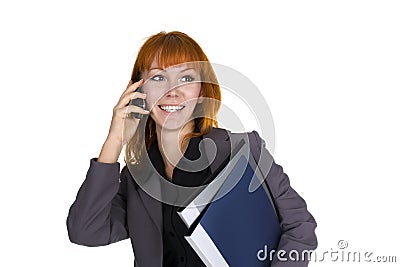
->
xmin=1 ymin=0 xmax=399 ymax=266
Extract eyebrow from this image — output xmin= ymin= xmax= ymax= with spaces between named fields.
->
xmin=179 ymin=68 xmax=195 ymax=73
xmin=148 ymin=67 xmax=196 ymax=73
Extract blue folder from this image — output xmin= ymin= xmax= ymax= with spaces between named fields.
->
xmin=179 ymin=140 xmax=282 ymax=266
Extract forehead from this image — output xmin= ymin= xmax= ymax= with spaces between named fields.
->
xmin=149 ymin=58 xmax=199 ymax=73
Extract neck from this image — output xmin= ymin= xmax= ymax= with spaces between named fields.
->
xmin=155 ymin=122 xmax=195 ymax=168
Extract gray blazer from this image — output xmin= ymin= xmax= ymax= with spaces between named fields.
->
xmin=67 ymin=127 xmax=317 ymax=267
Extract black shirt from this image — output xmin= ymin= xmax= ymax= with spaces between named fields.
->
xmin=147 ymin=134 xmax=211 ymax=267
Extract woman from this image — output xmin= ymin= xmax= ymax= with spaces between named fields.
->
xmin=67 ymin=31 xmax=318 ymax=267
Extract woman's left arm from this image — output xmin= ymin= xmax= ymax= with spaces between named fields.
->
xmin=251 ymin=131 xmax=318 ymax=267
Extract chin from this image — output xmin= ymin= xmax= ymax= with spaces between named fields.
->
xmin=157 ymin=118 xmax=192 ymax=131
xmin=152 ymin=108 xmax=195 ymax=131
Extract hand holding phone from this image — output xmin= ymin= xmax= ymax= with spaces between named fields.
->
xmin=127 ymin=86 xmax=148 ymax=119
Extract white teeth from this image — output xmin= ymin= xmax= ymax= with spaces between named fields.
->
xmin=159 ymin=105 xmax=184 ymax=112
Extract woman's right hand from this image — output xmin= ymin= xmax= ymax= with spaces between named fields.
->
xmin=107 ymin=79 xmax=149 ymax=144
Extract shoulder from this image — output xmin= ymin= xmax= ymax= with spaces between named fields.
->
xmin=216 ymin=128 xmax=275 ymax=176
xmin=211 ymin=127 xmax=266 ymax=150
xmin=208 ymin=126 xmax=259 ymax=138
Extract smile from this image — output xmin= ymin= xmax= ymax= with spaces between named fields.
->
xmin=158 ymin=105 xmax=185 ymax=113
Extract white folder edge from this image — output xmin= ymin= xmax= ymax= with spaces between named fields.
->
xmin=177 ymin=205 xmax=201 ymax=228
xmin=184 ymin=226 xmax=229 ymax=267
xmin=177 ymin=175 xmax=224 ymax=228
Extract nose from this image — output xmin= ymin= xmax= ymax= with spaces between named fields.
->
xmin=166 ymin=86 xmax=179 ymax=97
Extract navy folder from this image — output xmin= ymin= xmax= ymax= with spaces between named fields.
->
xmin=178 ymin=139 xmax=282 ymax=266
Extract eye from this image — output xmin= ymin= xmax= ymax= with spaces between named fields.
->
xmin=180 ymin=75 xmax=195 ymax=82
xmin=150 ymin=75 xmax=165 ymax=81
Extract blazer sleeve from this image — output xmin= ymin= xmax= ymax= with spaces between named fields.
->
xmin=251 ymin=131 xmax=318 ymax=267
xmin=66 ymin=158 xmax=129 ymax=246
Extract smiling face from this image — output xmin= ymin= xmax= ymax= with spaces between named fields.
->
xmin=141 ymin=59 xmax=203 ymax=131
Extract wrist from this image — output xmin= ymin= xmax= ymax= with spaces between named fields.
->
xmin=98 ymin=137 xmax=123 ymax=164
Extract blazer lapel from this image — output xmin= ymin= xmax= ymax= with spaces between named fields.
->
xmin=137 ymin=127 xmax=231 ymax=235
xmin=203 ymin=127 xmax=231 ymax=175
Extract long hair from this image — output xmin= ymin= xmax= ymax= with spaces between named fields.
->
xmin=125 ymin=31 xmax=221 ymax=165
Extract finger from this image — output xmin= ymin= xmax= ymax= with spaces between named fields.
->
xmin=125 ymin=104 xmax=150 ymax=114
xmin=126 ymin=80 xmax=133 ymax=88
xmin=122 ymin=78 xmax=144 ymax=96
xmin=116 ymin=91 xmax=147 ymax=109
xmin=121 ymin=105 xmax=150 ymax=119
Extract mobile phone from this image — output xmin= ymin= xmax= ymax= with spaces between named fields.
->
xmin=127 ymin=85 xmax=147 ymax=119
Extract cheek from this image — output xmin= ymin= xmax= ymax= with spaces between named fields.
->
xmin=185 ymin=83 xmax=202 ymax=100
xmin=142 ymin=82 xmax=161 ymax=106
xmin=144 ymin=92 xmax=162 ymax=109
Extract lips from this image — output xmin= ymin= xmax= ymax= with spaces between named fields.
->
xmin=158 ymin=104 xmax=185 ymax=113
